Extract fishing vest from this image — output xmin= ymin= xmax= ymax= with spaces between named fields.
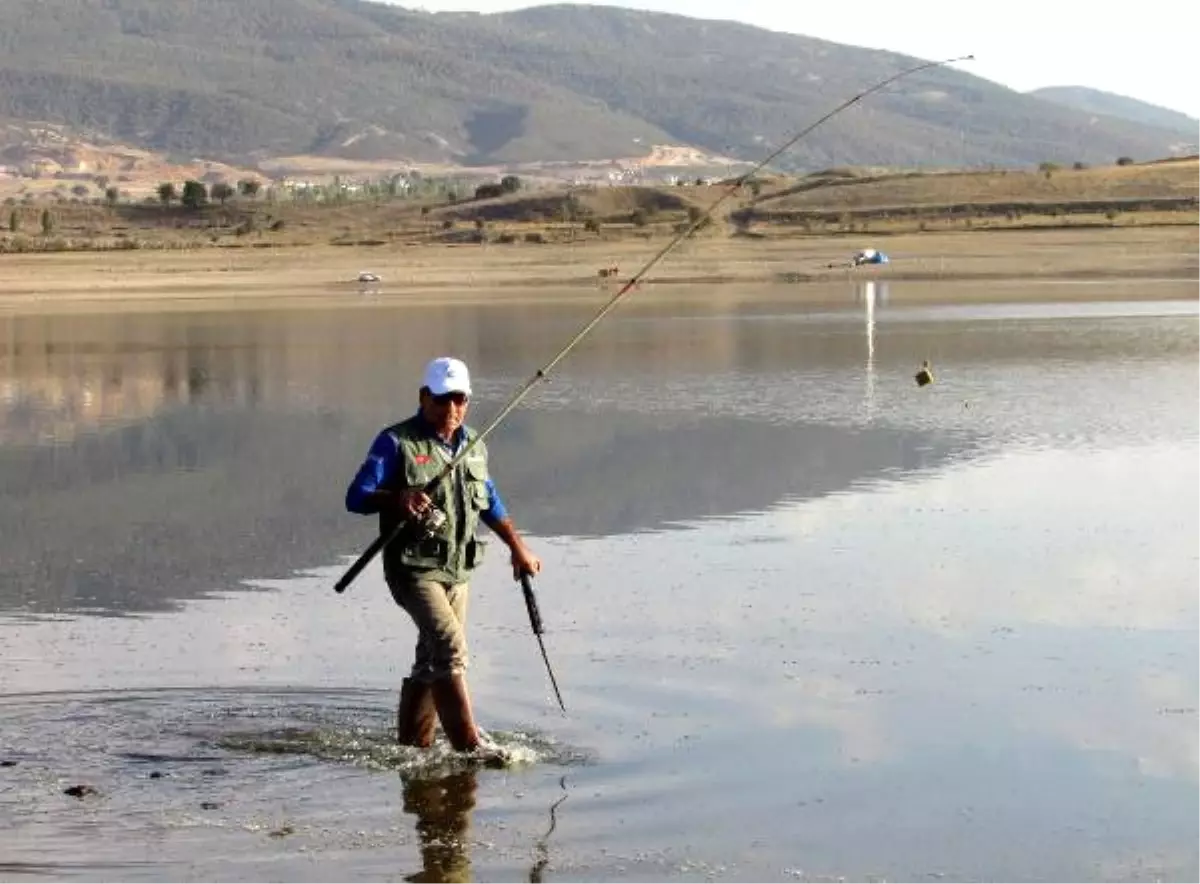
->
xmin=379 ymin=416 xmax=491 ymax=586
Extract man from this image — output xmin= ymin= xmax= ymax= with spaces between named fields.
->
xmin=345 ymin=356 xmax=542 ymax=755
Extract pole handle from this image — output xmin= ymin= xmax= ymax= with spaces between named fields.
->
xmin=520 ymin=573 xmax=545 ymax=635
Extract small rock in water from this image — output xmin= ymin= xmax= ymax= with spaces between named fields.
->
xmin=200 ymin=801 xmax=222 ymax=810
xmin=0 ymin=760 xmax=17 ymax=767
xmin=63 ymin=784 xmax=99 ymax=798
xmin=914 ymin=360 xmax=934 ymax=387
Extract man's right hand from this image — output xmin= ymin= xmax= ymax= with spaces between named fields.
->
xmin=384 ymin=488 xmax=432 ymax=518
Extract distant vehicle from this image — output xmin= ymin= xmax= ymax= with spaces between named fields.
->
xmin=852 ymin=248 xmax=889 ymax=266
xmin=357 ymin=271 xmax=382 ymax=283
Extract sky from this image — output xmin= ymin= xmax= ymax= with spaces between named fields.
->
xmin=385 ymin=0 xmax=1200 ymax=120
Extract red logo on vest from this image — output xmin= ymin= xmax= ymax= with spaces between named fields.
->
xmin=413 ymin=454 xmax=432 ymax=464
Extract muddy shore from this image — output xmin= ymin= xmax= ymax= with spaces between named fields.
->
xmin=0 ymin=226 xmax=1194 ymax=315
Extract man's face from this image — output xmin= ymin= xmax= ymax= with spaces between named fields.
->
xmin=419 ymin=388 xmax=469 ymax=438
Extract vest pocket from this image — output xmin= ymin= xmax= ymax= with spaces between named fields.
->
xmin=468 ymin=482 xmax=489 ymax=510
xmin=400 ymin=537 xmax=449 ymax=569
xmin=466 ymin=538 xmax=487 ymax=568
xmin=464 ymin=459 xmax=490 ymax=510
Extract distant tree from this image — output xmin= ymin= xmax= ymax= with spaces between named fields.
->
xmin=583 ymin=218 xmax=601 ymax=234
xmin=71 ymin=184 xmax=90 ymax=198
xmin=500 ymin=175 xmax=522 ymax=194
xmin=40 ymin=209 xmax=55 ymax=235
xmin=559 ymin=197 xmax=578 ymax=239
xmin=211 ymin=182 xmax=235 ymax=204
xmin=1073 ymin=161 xmax=1088 ymax=170
xmin=1116 ymin=156 xmax=1134 ymax=166
xmin=1038 ymin=161 xmax=1060 ymax=178
xmin=105 ymin=186 xmax=120 ymax=206
xmin=158 ymin=182 xmax=177 ymax=205
xmin=385 ymin=174 xmax=406 ymax=198
xmin=181 ymin=180 xmax=207 ymax=209
xmin=474 ymin=183 xmax=504 ymax=200
xmin=630 ymin=208 xmax=648 ymax=227
xmin=8 ymin=210 xmax=19 ymax=232
xmin=93 ymin=175 xmax=110 ymax=191
xmin=238 ymin=178 xmax=261 ymax=198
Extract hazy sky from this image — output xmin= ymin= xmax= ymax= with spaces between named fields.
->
xmin=386 ymin=0 xmax=1200 ymax=120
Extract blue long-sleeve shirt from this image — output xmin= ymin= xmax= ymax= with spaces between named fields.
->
xmin=345 ymin=415 xmax=509 ymax=524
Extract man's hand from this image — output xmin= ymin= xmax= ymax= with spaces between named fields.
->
xmin=385 ymin=488 xmax=431 ymax=518
xmin=511 ymin=545 xmax=542 ymax=581
xmin=482 ymin=514 xmax=541 ymax=580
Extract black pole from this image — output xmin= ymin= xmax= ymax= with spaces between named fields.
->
xmin=520 ymin=573 xmax=566 ymax=714
xmin=334 ymin=525 xmax=396 ymax=593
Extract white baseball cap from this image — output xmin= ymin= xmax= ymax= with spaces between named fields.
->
xmin=422 ymin=356 xmax=472 ymax=396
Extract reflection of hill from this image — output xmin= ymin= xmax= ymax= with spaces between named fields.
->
xmin=0 ymin=399 xmax=969 ymax=615
xmin=0 ymin=318 xmax=240 ymax=445
xmin=24 ymin=295 xmax=1185 ymax=615
xmin=490 ymin=411 xmax=968 ymax=538
xmin=0 ymin=406 xmax=372 ymax=614
xmin=0 ymin=297 xmax=816 ymax=444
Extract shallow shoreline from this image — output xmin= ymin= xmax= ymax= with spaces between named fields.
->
xmin=0 ymin=226 xmax=1194 ymax=315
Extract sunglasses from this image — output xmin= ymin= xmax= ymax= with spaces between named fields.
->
xmin=431 ymin=391 xmax=469 ymax=406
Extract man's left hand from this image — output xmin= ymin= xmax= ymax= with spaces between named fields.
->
xmin=511 ymin=546 xmax=542 ymax=581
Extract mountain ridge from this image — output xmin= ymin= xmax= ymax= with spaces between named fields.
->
xmin=1028 ymin=86 xmax=1197 ymax=140
xmin=0 ymin=0 xmax=1190 ymax=176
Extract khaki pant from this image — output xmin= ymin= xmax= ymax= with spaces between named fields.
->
xmin=388 ymin=575 xmax=470 ymax=683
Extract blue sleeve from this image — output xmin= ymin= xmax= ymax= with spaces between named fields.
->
xmin=481 ymin=477 xmax=509 ymax=524
xmin=345 ymin=432 xmax=400 ymax=515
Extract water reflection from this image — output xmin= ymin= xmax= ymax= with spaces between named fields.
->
xmin=399 ymin=768 xmax=569 ymax=884
xmin=528 ymin=775 xmax=569 ymax=884
xmin=0 ymin=292 xmax=1194 ymax=617
xmin=855 ymin=279 xmax=888 ymax=419
xmin=401 ymin=769 xmax=478 ymax=883
xmin=0 ymin=296 xmax=974 ymax=614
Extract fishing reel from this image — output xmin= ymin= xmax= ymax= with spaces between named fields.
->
xmin=412 ymin=504 xmax=448 ymax=539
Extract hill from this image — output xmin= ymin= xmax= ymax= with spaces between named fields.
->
xmin=1030 ymin=87 xmax=1198 ymax=140
xmin=0 ymin=118 xmax=265 ymax=195
xmin=0 ymin=0 xmax=1191 ymax=177
xmin=3 ymin=158 xmax=1194 ymax=256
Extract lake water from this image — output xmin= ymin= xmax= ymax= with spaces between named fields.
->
xmin=1 ymin=280 xmax=1196 ymax=882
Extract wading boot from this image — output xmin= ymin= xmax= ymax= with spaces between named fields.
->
xmin=397 ymin=677 xmax=437 ymax=748
xmin=430 ymin=674 xmax=511 ymax=768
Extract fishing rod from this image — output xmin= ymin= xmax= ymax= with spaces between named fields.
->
xmin=335 ymin=53 xmax=971 ymax=712
xmin=334 ymin=53 xmax=973 ymax=594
